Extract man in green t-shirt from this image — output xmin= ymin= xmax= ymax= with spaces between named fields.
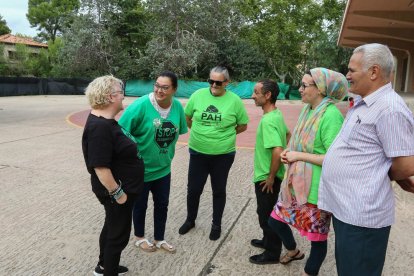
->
xmin=249 ymin=79 xmax=290 ymax=265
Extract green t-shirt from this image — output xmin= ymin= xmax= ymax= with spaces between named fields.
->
xmin=307 ymin=104 xmax=344 ymax=204
xmin=119 ymin=95 xmax=188 ymax=182
xmin=253 ymin=109 xmax=289 ymax=182
xmin=185 ymin=88 xmax=249 ymax=154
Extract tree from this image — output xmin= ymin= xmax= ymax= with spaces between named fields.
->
xmin=26 ymin=48 xmax=52 ymax=77
xmin=0 ymin=44 xmax=8 ymax=75
xmin=216 ymin=38 xmax=267 ymax=81
xmin=138 ymin=0 xmax=247 ymax=79
xmin=54 ymin=14 xmax=112 ymax=78
xmin=51 ymin=0 xmax=348 ymax=82
xmin=239 ymin=0 xmax=349 ymax=84
xmin=7 ymin=44 xmax=30 ymax=76
xmin=0 ymin=14 xmax=11 ymax=35
xmin=239 ymin=0 xmax=318 ymax=83
xmin=304 ymin=0 xmax=352 ymax=75
xmin=52 ymin=0 xmax=152 ymax=79
xmin=139 ymin=31 xmax=218 ymax=79
xmin=27 ymin=0 xmax=80 ymax=42
xmin=96 ymin=0 xmax=152 ymax=79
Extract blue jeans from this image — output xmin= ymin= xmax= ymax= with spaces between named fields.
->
xmin=333 ymin=216 xmax=391 ymax=276
xmin=133 ymin=173 xmax=171 ymax=241
xmin=185 ymin=149 xmax=235 ymax=226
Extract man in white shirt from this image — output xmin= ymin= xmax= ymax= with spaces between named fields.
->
xmin=319 ymin=43 xmax=414 ymax=276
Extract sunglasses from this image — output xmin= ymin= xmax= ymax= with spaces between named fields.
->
xmin=207 ymin=79 xmax=226 ymax=86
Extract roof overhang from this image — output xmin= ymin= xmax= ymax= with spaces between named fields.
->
xmin=338 ymin=0 xmax=414 ymax=53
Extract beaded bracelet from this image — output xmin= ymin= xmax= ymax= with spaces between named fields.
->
xmin=110 ymin=185 xmax=121 ymax=196
xmin=109 ymin=180 xmax=124 ymax=200
xmin=112 ymin=188 xmax=125 ymax=201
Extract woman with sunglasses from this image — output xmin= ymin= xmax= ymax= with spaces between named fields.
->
xmin=178 ymin=66 xmax=249 ymax=240
xmin=268 ymin=68 xmax=347 ymax=276
xmin=119 ymin=71 xmax=187 ymax=253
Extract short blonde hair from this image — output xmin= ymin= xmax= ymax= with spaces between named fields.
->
xmin=85 ymin=75 xmax=123 ymax=109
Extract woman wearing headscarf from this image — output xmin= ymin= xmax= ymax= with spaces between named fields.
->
xmin=268 ymin=68 xmax=348 ymax=276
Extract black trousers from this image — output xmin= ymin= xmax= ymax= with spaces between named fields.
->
xmin=97 ymin=194 xmax=135 ymax=276
xmin=254 ymin=177 xmax=282 ymax=258
xmin=186 ymin=149 xmax=235 ymax=226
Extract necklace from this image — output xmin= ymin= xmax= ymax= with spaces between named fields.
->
xmin=150 ymin=93 xmax=172 ymax=119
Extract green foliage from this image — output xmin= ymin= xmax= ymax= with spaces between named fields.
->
xmin=0 ymin=14 xmax=11 ymax=35
xmin=27 ymin=0 xmax=80 ymax=42
xmin=54 ymin=0 xmax=151 ymax=79
xmin=139 ymin=31 xmax=218 ymax=79
xmin=108 ymin=0 xmax=150 ymax=48
xmin=0 ymin=44 xmax=8 ymax=75
xmin=7 ymin=44 xmax=30 ymax=76
xmin=141 ymin=0 xmax=245 ymax=79
xmin=239 ymin=0 xmax=316 ymax=82
xmin=306 ymin=30 xmax=352 ymax=75
xmin=305 ymin=0 xmax=352 ymax=75
xmin=239 ymin=0 xmax=350 ymax=83
xmin=146 ymin=0 xmax=243 ymax=43
xmin=44 ymin=0 xmax=349 ymax=84
xmin=14 ymin=33 xmax=35 ymax=39
xmin=47 ymin=38 xmax=64 ymax=76
xmin=1 ymin=38 xmax=61 ymax=77
xmin=54 ymin=14 xmax=111 ymax=78
xmin=26 ymin=48 xmax=51 ymax=77
xmin=216 ymin=38 xmax=267 ymax=81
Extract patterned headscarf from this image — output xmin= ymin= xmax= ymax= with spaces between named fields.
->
xmin=279 ymin=68 xmax=348 ymax=207
xmin=310 ymin=67 xmax=348 ymax=102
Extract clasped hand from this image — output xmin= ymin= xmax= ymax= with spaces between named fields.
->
xmin=281 ymin=149 xmax=300 ymax=164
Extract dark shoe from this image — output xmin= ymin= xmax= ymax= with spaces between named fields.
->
xmin=209 ymin=224 xmax=221 ymax=241
xmin=93 ymin=265 xmax=128 ymax=276
xmin=179 ymin=221 xmax=195 ymax=235
xmin=250 ymin=239 xmax=265 ymax=249
xmin=249 ymin=252 xmax=279 ymax=265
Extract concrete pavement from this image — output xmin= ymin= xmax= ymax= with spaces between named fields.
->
xmin=0 ymin=95 xmax=413 ymax=276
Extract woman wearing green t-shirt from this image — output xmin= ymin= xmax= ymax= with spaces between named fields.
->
xmin=268 ymin=68 xmax=348 ymax=276
xmin=178 ymin=66 xmax=249 ymax=240
xmin=119 ymin=71 xmax=188 ymax=253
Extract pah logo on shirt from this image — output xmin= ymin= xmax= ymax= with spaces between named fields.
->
xmin=154 ymin=121 xmax=177 ymax=152
xmin=201 ymin=105 xmax=222 ymax=125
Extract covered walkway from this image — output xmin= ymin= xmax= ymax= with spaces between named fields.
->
xmin=338 ymin=0 xmax=414 ymax=94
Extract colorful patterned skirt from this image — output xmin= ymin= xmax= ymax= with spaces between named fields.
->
xmin=271 ymin=200 xmax=332 ymax=242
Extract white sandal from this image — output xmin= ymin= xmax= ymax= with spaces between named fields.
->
xmin=135 ymin=238 xmax=156 ymax=252
xmin=155 ymin=240 xmax=176 ymax=254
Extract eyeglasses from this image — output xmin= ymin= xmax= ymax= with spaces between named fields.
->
xmin=112 ymin=90 xmax=124 ymax=95
xmin=300 ymin=83 xmax=316 ymax=90
xmin=154 ymin=83 xmax=170 ymax=91
xmin=207 ymin=79 xmax=226 ymax=86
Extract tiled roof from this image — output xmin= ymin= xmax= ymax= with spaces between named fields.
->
xmin=0 ymin=34 xmax=48 ymax=48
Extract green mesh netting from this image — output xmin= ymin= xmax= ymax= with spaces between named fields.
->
xmin=125 ymin=80 xmax=296 ymax=100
